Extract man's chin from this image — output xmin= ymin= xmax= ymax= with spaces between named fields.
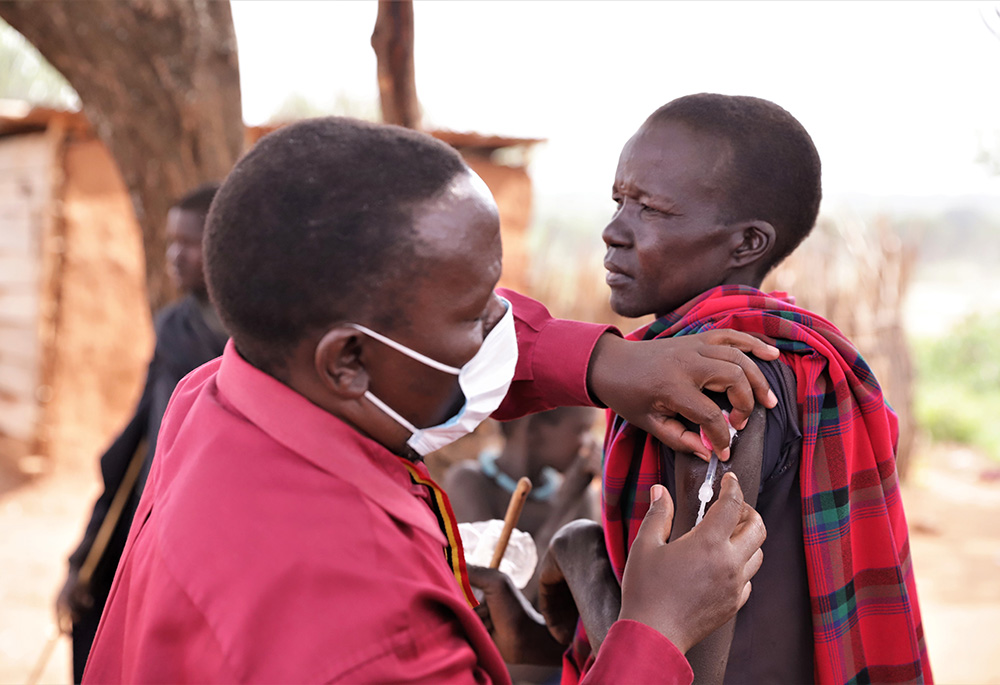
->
xmin=608 ymin=291 xmax=647 ymax=320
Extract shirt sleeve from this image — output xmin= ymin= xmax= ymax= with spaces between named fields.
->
xmin=83 ymin=516 xmax=234 ymax=684
xmin=581 ymin=620 xmax=693 ymax=685
xmin=494 ymin=288 xmax=619 ymax=420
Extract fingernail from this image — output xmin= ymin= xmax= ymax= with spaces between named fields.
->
xmin=651 ymin=484 xmax=664 ymax=502
xmin=720 ymin=446 xmax=730 ymax=461
xmin=766 ymin=390 xmax=778 ymax=407
xmin=724 ymin=472 xmax=738 ymax=482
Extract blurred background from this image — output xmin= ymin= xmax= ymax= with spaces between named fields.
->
xmin=0 ymin=1 xmax=998 ymax=682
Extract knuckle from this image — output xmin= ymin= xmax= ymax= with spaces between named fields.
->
xmin=722 ymin=345 xmax=744 ymax=363
xmin=702 ymin=405 xmax=725 ymax=424
xmin=727 ymin=558 xmax=743 ymax=583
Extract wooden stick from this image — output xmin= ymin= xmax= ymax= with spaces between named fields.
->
xmin=489 ymin=477 xmax=532 ymax=569
xmin=26 ymin=625 xmax=60 ymax=685
xmin=78 ymin=441 xmax=148 ymax=589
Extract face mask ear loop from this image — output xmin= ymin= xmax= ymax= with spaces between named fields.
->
xmin=348 ymin=324 xmax=461 ymax=375
xmin=363 ymin=391 xmax=419 ymax=435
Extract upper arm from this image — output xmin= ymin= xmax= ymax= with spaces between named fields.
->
xmin=660 ymin=360 xmax=793 ymax=684
xmin=668 ymin=404 xmax=767 ymax=539
xmin=669 ymin=358 xmax=796 ymax=536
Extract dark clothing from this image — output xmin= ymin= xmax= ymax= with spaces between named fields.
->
xmin=66 ymin=295 xmax=227 ymax=682
xmin=659 ymin=359 xmax=814 ymax=685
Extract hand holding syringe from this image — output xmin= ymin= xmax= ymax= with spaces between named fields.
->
xmin=695 ymin=411 xmax=738 ymax=526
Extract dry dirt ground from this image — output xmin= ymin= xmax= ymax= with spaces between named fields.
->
xmin=0 ymin=444 xmax=998 ymax=685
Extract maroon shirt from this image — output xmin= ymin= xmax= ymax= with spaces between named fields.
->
xmin=84 ymin=292 xmax=692 ymax=684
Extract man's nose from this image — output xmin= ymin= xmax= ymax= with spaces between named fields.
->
xmin=481 ymin=293 xmax=507 ymax=336
xmin=602 ymin=209 xmax=632 ymax=249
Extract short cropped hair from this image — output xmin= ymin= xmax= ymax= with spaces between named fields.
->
xmin=204 ymin=117 xmax=468 ymax=373
xmin=649 ymin=93 xmax=822 ymax=271
xmin=173 ymin=182 xmax=221 ymax=216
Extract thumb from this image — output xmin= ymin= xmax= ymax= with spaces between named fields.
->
xmin=632 ymin=484 xmax=674 ymax=551
xmin=466 ymin=565 xmax=507 ymax=593
xmin=699 ymin=472 xmax=746 ymax=541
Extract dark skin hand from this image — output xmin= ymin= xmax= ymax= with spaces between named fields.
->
xmin=619 ymin=474 xmax=765 ymax=653
xmin=55 ymin=569 xmax=92 ymax=634
xmin=466 ymin=566 xmax=566 ymax=666
xmin=586 ymin=330 xmax=779 ymax=462
xmin=472 ymin=473 xmax=765 ymax=664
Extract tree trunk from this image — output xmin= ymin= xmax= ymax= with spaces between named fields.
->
xmin=371 ymin=0 xmax=421 ymax=129
xmin=0 ymin=0 xmax=243 ymax=313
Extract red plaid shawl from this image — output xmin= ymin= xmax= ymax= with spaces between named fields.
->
xmin=595 ymin=285 xmax=930 ymax=685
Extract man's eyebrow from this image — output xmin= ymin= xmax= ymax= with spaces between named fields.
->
xmin=613 ymin=179 xmax=647 ymax=195
xmin=616 ymin=180 xmax=677 ymax=208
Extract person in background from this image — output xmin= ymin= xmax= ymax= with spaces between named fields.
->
xmin=56 ymin=183 xmax=228 ymax=683
xmin=82 ymin=117 xmax=772 ymax=684
xmin=446 ymin=407 xmax=600 ymax=599
xmin=447 ymin=407 xmax=601 ymax=685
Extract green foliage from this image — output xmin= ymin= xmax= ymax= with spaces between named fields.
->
xmin=0 ymin=19 xmax=78 ymax=108
xmin=914 ymin=312 xmax=1000 ymax=459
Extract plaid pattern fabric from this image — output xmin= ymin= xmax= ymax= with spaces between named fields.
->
xmin=598 ymin=285 xmax=930 ymax=685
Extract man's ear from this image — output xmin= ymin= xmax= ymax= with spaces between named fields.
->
xmin=730 ymin=220 xmax=777 ymax=269
xmin=314 ymin=328 xmax=369 ymax=399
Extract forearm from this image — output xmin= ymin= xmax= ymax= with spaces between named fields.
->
xmin=564 ymin=552 xmax=621 ymax=653
xmin=524 ymin=494 xmax=595 ymax=603
xmin=551 ymin=522 xmax=621 ymax=653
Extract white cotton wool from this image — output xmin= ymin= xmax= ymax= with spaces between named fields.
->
xmin=458 ymin=520 xmax=538 ymax=589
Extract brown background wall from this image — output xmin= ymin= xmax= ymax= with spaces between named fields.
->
xmin=37 ymin=134 xmax=152 ymax=472
xmin=1 ymin=126 xmax=540 ymax=474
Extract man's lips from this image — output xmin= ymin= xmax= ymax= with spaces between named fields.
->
xmin=604 ymin=260 xmax=632 ymax=286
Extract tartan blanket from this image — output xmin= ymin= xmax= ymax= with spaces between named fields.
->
xmin=584 ymin=285 xmax=929 ymax=684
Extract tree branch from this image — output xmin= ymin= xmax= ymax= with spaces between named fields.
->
xmin=0 ymin=0 xmax=243 ymax=312
xmin=371 ymin=0 xmax=421 ymax=129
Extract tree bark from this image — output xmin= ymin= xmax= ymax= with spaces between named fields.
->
xmin=0 ymin=0 xmax=243 ymax=312
xmin=371 ymin=0 xmax=421 ymax=129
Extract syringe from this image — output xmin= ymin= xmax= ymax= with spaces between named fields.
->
xmin=695 ymin=412 xmax=737 ymax=526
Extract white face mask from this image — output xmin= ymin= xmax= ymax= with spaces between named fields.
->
xmin=349 ymin=296 xmax=518 ymax=456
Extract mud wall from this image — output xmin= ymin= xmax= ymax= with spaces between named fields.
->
xmin=39 ymin=135 xmax=152 ymax=472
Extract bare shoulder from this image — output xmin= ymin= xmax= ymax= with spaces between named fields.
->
xmin=443 ymin=459 xmax=502 ymax=521
xmin=443 ymin=459 xmax=489 ymax=489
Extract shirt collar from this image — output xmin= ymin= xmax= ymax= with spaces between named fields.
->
xmin=215 ymin=339 xmax=444 ymax=542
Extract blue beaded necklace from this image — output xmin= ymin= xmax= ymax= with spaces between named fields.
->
xmin=478 ymin=450 xmax=559 ymax=501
